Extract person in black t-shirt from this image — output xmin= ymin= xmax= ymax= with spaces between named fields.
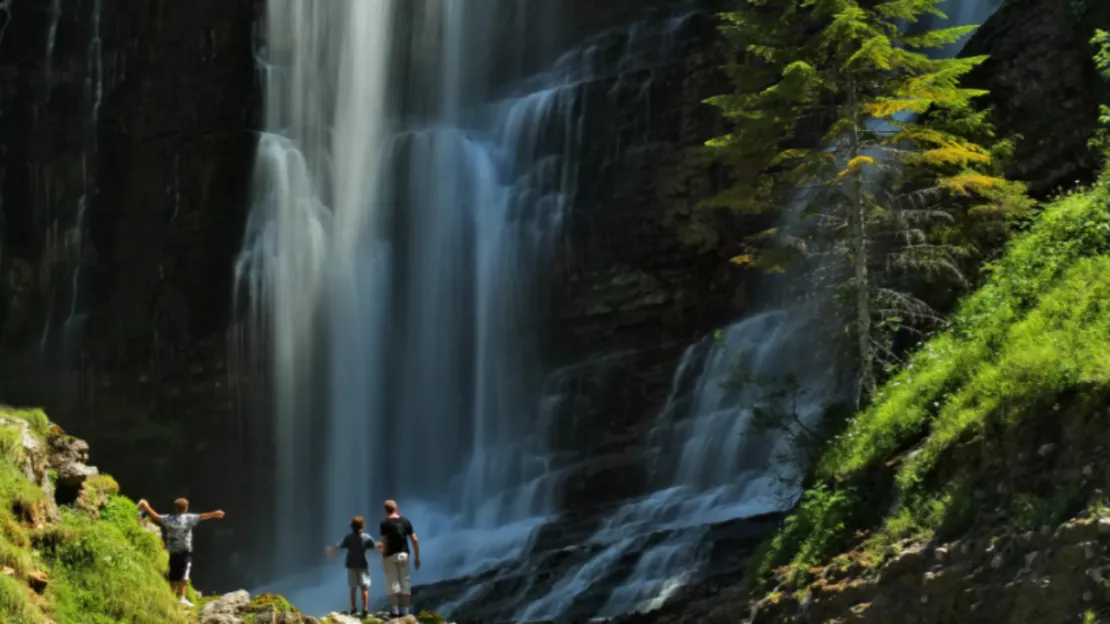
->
xmin=379 ymin=499 xmax=420 ymax=617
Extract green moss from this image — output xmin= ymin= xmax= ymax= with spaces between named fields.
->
xmin=248 ymin=592 xmax=299 ymax=613
xmin=417 ymin=611 xmax=447 ymax=624
xmin=85 ymin=475 xmax=120 ymax=497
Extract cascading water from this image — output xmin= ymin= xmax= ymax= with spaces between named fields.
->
xmin=235 ymin=0 xmax=579 ymax=612
xmin=518 ymin=1 xmax=1007 ymax=620
xmin=235 ymin=0 xmax=1005 ymax=617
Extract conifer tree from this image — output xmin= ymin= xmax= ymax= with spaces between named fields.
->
xmin=705 ymin=0 xmax=1031 ymax=404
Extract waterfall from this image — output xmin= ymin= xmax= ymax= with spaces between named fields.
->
xmin=235 ymin=0 xmax=577 ymax=611
xmin=518 ymin=1 xmax=1007 ymax=620
xmin=234 ymin=0 xmax=1005 ymax=616
xmin=928 ymin=0 xmax=1006 ymax=59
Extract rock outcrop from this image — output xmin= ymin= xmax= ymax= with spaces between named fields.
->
xmin=964 ymin=0 xmax=1110 ymax=195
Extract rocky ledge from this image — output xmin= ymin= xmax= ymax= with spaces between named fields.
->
xmin=195 ymin=589 xmax=447 ymax=624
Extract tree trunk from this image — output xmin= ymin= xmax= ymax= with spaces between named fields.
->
xmin=848 ymin=76 xmax=874 ymax=408
xmin=852 ymin=177 xmax=873 ymax=406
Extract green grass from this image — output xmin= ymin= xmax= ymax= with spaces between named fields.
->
xmin=0 ymin=574 xmax=42 ymax=624
xmin=757 ymin=165 xmax=1110 ymax=585
xmin=0 ymin=414 xmax=51 ymax=623
xmin=0 ymin=407 xmax=51 ymax=441
xmin=37 ymin=497 xmax=187 ymax=624
xmin=821 ymin=179 xmax=1110 ymax=482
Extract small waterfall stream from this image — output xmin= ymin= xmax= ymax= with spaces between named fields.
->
xmin=517 ymin=1 xmax=1007 ymax=620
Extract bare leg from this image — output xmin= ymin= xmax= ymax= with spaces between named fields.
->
xmin=401 ymin=592 xmax=411 ymax=615
xmin=361 ymin=588 xmax=369 ymax=612
xmin=348 ymin=587 xmax=356 ymax=613
xmin=172 ymin=581 xmax=186 ymax=599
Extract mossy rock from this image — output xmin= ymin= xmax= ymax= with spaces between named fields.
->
xmin=76 ymin=474 xmax=120 ymax=516
xmin=249 ymin=591 xmax=300 ymax=614
xmin=417 ymin=611 xmax=446 ymax=624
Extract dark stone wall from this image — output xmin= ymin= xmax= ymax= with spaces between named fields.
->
xmin=964 ymin=0 xmax=1110 ymax=195
xmin=0 ymin=0 xmax=260 ymax=591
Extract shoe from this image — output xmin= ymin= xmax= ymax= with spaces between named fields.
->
xmin=179 ymin=597 xmax=194 ymax=608
xmin=360 ymin=610 xmax=370 ymax=618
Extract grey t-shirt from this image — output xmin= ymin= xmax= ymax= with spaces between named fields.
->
xmin=159 ymin=513 xmax=201 ymax=554
xmin=336 ymin=532 xmax=376 ymax=570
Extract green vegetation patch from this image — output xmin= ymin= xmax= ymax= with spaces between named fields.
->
xmin=821 ymin=179 xmax=1110 ymax=482
xmin=0 ymin=407 xmax=51 ymax=441
xmin=36 ymin=496 xmax=187 ymax=624
xmin=417 ymin=610 xmax=447 ymax=624
xmin=758 ymin=165 xmax=1110 ymax=585
xmin=248 ymin=591 xmax=299 ymax=613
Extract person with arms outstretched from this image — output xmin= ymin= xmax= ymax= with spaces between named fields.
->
xmin=137 ymin=497 xmax=225 ymax=607
xmin=379 ymin=499 xmax=420 ymax=617
xmin=326 ymin=515 xmax=378 ymax=617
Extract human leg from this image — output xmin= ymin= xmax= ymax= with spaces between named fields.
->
xmin=384 ymin=555 xmax=405 ymax=615
xmin=395 ymin=554 xmax=412 ymax=615
xmin=168 ymin=552 xmax=193 ymax=606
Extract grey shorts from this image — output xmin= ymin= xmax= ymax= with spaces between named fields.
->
xmin=347 ymin=568 xmax=370 ymax=589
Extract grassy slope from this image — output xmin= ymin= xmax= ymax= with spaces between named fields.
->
xmin=756 ymin=163 xmax=1110 ymax=585
xmin=0 ymin=407 xmax=187 ymax=624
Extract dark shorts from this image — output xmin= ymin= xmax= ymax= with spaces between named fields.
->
xmin=168 ymin=551 xmax=193 ymax=582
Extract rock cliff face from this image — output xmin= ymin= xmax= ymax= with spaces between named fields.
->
xmin=548 ymin=0 xmax=750 ymax=513
xmin=0 ymin=0 xmax=259 ymax=590
xmin=964 ymin=0 xmax=1110 ymax=195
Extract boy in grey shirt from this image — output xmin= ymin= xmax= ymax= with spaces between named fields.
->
xmin=326 ymin=515 xmax=379 ymax=617
xmin=137 ymin=497 xmax=225 ymax=607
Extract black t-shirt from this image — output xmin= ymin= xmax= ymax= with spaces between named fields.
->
xmin=379 ymin=516 xmax=414 ymax=557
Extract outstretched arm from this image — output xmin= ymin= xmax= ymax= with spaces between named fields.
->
xmin=198 ymin=510 xmax=225 ymax=521
xmin=137 ymin=499 xmax=162 ymax=524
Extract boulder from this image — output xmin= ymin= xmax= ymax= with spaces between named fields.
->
xmin=46 ymin=434 xmax=98 ymax=488
xmin=200 ymin=590 xmax=251 ymax=624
